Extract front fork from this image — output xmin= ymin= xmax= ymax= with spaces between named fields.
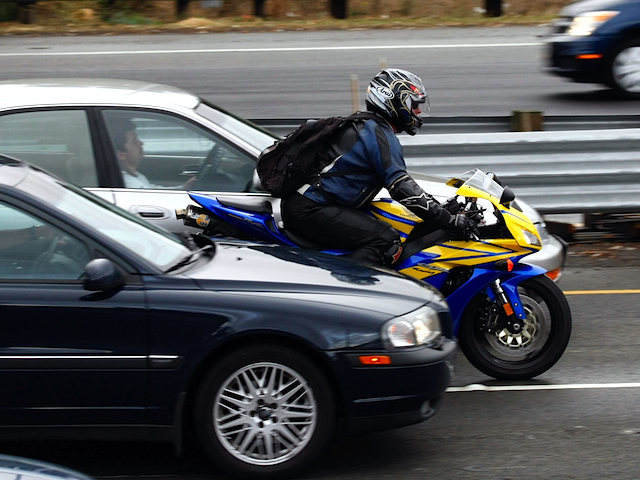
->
xmin=485 ymin=279 xmax=526 ymax=334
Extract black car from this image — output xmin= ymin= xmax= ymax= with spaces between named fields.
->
xmin=544 ymin=0 xmax=640 ymax=98
xmin=0 ymin=156 xmax=456 ymax=479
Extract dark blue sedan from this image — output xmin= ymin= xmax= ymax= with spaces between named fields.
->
xmin=0 ymin=156 xmax=456 ymax=479
xmin=544 ymin=0 xmax=640 ymax=98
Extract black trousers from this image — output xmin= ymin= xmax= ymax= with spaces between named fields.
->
xmin=281 ymin=193 xmax=400 ymax=266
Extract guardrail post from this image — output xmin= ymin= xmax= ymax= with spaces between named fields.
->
xmin=350 ymin=75 xmax=360 ymax=113
xmin=511 ymin=110 xmax=544 ymax=131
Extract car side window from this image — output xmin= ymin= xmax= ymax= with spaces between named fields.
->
xmin=0 ymin=202 xmax=91 ymax=280
xmin=0 ymin=110 xmax=98 ymax=187
xmin=102 ymin=110 xmax=256 ymax=192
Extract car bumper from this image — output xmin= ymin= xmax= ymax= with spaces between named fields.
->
xmin=331 ymin=338 xmax=457 ymax=434
xmin=521 ymin=232 xmax=568 ymax=282
xmin=543 ymin=36 xmax=612 ymax=84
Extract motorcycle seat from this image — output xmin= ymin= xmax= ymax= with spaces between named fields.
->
xmin=216 ymin=195 xmax=272 ymax=213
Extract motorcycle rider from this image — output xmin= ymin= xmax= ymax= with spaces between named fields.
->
xmin=281 ymin=68 xmax=479 ymax=266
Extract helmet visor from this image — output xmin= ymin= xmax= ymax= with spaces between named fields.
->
xmin=406 ymin=92 xmax=429 ymax=116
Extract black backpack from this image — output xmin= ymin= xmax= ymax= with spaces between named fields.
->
xmin=256 ymin=112 xmax=382 ymax=198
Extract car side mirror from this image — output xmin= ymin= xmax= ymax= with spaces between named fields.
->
xmin=83 ymin=258 xmax=125 ymax=292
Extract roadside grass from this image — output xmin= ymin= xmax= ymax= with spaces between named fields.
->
xmin=0 ymin=0 xmax=572 ymax=35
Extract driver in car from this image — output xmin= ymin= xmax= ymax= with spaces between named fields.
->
xmin=107 ymin=117 xmax=197 ymax=190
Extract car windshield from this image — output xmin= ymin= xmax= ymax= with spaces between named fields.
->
xmin=14 ymin=165 xmax=191 ymax=270
xmin=195 ymin=101 xmax=278 ymax=151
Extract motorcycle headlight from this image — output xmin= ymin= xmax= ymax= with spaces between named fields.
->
xmin=383 ymin=306 xmax=441 ymax=348
xmin=522 ymin=228 xmax=542 ymax=247
xmin=567 ymin=11 xmax=618 ymax=36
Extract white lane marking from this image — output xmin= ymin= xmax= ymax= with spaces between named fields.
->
xmin=0 ymin=42 xmax=542 ymax=57
xmin=447 ymin=383 xmax=640 ymax=393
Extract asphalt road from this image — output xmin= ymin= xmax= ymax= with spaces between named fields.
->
xmin=2 ymin=26 xmax=640 ymax=480
xmin=1 ymin=252 xmax=640 ymax=480
xmin=1 ymin=26 xmax=640 ymax=119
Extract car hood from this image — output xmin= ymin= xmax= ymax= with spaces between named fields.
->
xmin=560 ymin=0 xmax=626 ymax=15
xmin=184 ymin=240 xmax=446 ymax=317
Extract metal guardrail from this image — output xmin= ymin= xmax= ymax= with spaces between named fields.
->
xmin=252 ymin=115 xmax=640 ymax=138
xmin=251 ymin=115 xmax=640 ymax=216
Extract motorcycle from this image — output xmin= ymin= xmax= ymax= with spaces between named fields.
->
xmin=178 ymin=169 xmax=572 ymax=380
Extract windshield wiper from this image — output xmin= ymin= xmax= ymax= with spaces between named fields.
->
xmin=164 ymin=245 xmax=215 ymax=274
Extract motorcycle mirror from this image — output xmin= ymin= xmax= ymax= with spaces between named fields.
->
xmin=487 ymin=171 xmax=503 ymax=186
xmin=500 ymin=186 xmax=515 ymax=205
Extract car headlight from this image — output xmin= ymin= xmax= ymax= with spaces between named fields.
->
xmin=522 ymin=228 xmax=542 ymax=247
xmin=567 ymin=11 xmax=618 ymax=36
xmin=383 ymin=306 xmax=441 ymax=348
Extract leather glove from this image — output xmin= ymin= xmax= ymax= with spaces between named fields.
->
xmin=443 ymin=196 xmax=463 ymax=214
xmin=449 ymin=213 xmax=480 ymax=240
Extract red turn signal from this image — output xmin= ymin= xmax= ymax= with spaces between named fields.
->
xmin=359 ymin=355 xmax=392 ymax=365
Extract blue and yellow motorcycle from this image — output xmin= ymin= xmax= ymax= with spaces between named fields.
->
xmin=179 ymin=169 xmax=572 ymax=380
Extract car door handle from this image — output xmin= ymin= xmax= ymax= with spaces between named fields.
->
xmin=129 ymin=206 xmax=170 ymax=219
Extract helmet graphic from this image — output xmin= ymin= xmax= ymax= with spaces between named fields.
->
xmin=365 ymin=68 xmax=428 ymax=136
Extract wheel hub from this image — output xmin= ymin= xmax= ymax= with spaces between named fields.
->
xmin=507 ymin=318 xmax=524 ymax=334
xmin=484 ymin=293 xmax=549 ymax=359
xmin=258 ymin=407 xmax=271 ymax=420
xmin=494 ymin=313 xmax=537 ymax=349
xmin=214 ymin=362 xmax=317 ymax=466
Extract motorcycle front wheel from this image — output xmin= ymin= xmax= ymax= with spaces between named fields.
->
xmin=458 ymin=274 xmax=572 ymax=380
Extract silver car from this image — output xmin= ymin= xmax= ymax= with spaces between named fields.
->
xmin=0 ymin=454 xmax=94 ymax=480
xmin=0 ymin=78 xmax=566 ymax=279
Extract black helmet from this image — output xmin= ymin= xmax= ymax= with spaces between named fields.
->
xmin=365 ymin=68 xmax=428 ymax=136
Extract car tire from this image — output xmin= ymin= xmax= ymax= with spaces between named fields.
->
xmin=193 ymin=344 xmax=336 ymax=479
xmin=608 ymin=38 xmax=640 ymax=99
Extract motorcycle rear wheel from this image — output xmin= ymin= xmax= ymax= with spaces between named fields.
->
xmin=458 ymin=275 xmax=571 ymax=380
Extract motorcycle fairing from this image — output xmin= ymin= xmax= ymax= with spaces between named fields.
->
xmin=396 ymin=239 xmax=537 ymax=279
xmin=369 ymin=199 xmax=421 ymax=238
xmin=443 ymin=262 xmax=547 ymax=334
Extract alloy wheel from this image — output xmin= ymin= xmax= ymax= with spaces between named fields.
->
xmin=612 ymin=45 xmax=640 ymax=94
xmin=214 ymin=361 xmax=317 ymax=466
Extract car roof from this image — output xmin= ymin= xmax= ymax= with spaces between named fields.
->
xmin=0 ymin=78 xmax=200 ymax=110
